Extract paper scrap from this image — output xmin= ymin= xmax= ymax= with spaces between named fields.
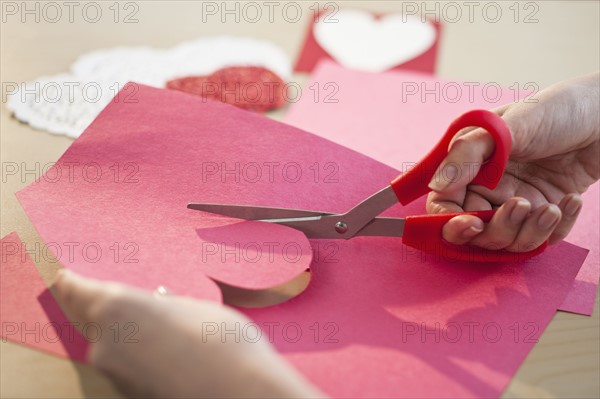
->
xmin=0 ymin=232 xmax=88 ymax=362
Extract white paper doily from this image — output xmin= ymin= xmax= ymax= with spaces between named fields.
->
xmin=7 ymin=37 xmax=292 ymax=138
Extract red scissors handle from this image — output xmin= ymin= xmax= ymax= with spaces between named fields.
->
xmin=391 ymin=109 xmax=511 ymax=204
xmin=402 ymin=211 xmax=548 ymax=262
xmin=390 ymin=109 xmax=547 ymax=262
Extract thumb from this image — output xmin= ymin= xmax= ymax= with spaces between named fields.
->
xmin=53 ymin=269 xmax=127 ymax=327
xmin=428 ymin=127 xmax=497 ymax=194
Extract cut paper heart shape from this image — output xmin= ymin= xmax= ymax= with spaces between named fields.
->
xmin=285 ymin=60 xmax=600 ymax=316
xmin=295 ymin=9 xmax=440 ymax=73
xmin=14 ymin=83 xmax=590 ymax=397
xmin=6 ymin=36 xmax=292 ymax=138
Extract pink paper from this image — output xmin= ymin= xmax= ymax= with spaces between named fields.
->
xmin=15 ymin=83 xmax=589 ymax=397
xmin=0 ymin=232 xmax=88 ymax=362
xmin=285 ymin=60 xmax=599 ymax=315
xmin=244 ymin=240 xmax=587 ymax=398
xmin=17 ymin=84 xmax=319 ymax=298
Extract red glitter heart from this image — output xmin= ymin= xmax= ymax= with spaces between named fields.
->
xmin=167 ymin=66 xmax=287 ymax=112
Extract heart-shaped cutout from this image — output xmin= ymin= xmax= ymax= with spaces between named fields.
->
xmin=314 ymin=9 xmax=436 ymax=72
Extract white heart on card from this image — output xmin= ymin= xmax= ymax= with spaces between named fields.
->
xmin=314 ymin=9 xmax=436 ymax=73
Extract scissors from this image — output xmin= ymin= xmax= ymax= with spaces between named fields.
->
xmin=188 ymin=110 xmax=548 ymax=262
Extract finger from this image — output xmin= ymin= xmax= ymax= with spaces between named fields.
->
xmin=431 ymin=190 xmax=492 ymax=245
xmin=441 ymin=215 xmax=485 ymax=245
xmin=53 ymin=270 xmax=140 ymax=328
xmin=428 ymin=127 xmax=496 ymax=193
xmin=447 ymin=104 xmax=510 ymax=146
xmin=54 ymin=269 xmax=113 ymax=326
xmin=470 ymin=171 xmax=549 ymax=210
xmin=549 ymin=194 xmax=583 ymax=243
xmin=463 ymin=191 xmax=493 ymax=211
xmin=505 ymin=203 xmax=562 ymax=252
xmin=426 ymin=190 xmax=465 ymax=214
xmin=469 ymin=197 xmax=531 ymax=249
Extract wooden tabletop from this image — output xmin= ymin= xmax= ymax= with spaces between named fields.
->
xmin=1 ymin=1 xmax=598 ymax=398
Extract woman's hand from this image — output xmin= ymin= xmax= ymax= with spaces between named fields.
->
xmin=427 ymin=72 xmax=599 ymax=252
xmin=54 ymin=270 xmax=323 ymax=398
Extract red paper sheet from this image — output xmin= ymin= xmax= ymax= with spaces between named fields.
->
xmin=285 ymin=60 xmax=599 ymax=315
xmin=14 ymin=84 xmax=589 ymax=397
xmin=0 ymin=232 xmax=88 ymax=362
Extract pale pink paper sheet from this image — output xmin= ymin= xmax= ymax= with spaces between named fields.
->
xmin=0 ymin=232 xmax=88 ymax=361
xmin=14 ymin=84 xmax=589 ymax=397
xmin=285 ymin=60 xmax=599 ymax=315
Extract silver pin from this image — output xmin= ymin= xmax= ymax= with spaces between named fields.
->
xmin=153 ymin=285 xmax=171 ymax=298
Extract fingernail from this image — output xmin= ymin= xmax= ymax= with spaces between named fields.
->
xmin=429 ymin=164 xmax=459 ymax=192
xmin=462 ymin=226 xmax=483 ymax=239
xmin=54 ymin=270 xmax=71 ymax=294
xmin=538 ymin=204 xmax=561 ymax=230
xmin=565 ymin=195 xmax=582 ymax=216
xmin=58 ymin=269 xmax=73 ymax=278
xmin=509 ymin=199 xmax=530 ymax=225
xmin=56 ymin=269 xmax=67 ymax=281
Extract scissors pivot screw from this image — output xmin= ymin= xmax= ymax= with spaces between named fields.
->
xmin=335 ymin=221 xmax=348 ymax=234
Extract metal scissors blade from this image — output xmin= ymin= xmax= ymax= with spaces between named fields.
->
xmin=187 ymin=203 xmax=335 ymax=220
xmin=268 ymin=216 xmax=405 ymax=238
xmin=187 ymin=202 xmax=405 ymax=238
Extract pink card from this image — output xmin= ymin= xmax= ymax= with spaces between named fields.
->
xmin=243 ymin=240 xmax=587 ymax=398
xmin=17 ymin=84 xmax=320 ymax=299
xmin=285 ymin=60 xmax=599 ymax=315
xmin=14 ymin=83 xmax=589 ymax=397
xmin=295 ymin=9 xmax=441 ymax=74
xmin=0 ymin=232 xmax=88 ymax=362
